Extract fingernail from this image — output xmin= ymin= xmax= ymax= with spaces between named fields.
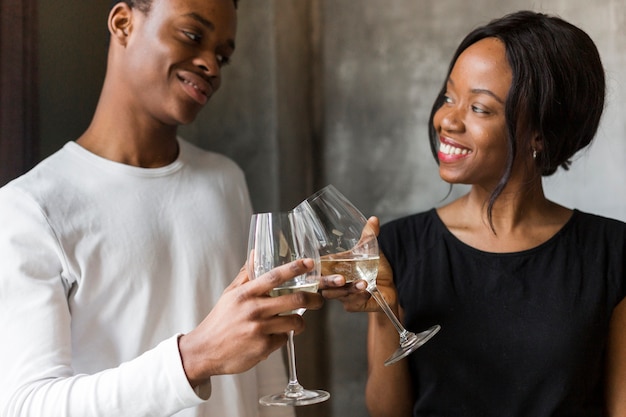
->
xmin=302 ymin=258 xmax=314 ymax=268
xmin=332 ymin=275 xmax=344 ymax=285
xmin=355 ymin=280 xmax=367 ymax=290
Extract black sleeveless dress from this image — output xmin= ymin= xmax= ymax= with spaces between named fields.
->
xmin=379 ymin=209 xmax=626 ymax=417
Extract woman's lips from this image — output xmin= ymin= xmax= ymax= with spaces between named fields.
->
xmin=438 ymin=137 xmax=472 ymax=161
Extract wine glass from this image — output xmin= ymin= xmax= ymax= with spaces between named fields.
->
xmin=247 ymin=211 xmax=330 ymax=406
xmin=296 ymin=185 xmax=441 ymax=366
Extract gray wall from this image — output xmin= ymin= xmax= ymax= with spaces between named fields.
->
xmin=39 ymin=1 xmax=626 ymax=416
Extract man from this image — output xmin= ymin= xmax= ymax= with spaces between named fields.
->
xmin=0 ymin=0 xmax=323 ymax=415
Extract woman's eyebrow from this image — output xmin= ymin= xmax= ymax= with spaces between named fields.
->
xmin=447 ymin=78 xmax=505 ymax=104
xmin=471 ymin=88 xmax=505 ymax=104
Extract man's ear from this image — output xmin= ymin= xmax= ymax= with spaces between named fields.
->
xmin=108 ymin=3 xmax=133 ymax=45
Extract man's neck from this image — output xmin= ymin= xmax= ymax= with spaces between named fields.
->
xmin=76 ymin=86 xmax=181 ymax=168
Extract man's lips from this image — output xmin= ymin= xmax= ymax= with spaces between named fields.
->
xmin=178 ymin=72 xmax=212 ymax=105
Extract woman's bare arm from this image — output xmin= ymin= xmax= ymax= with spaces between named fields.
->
xmin=606 ymin=297 xmax=626 ymax=416
xmin=365 ymin=254 xmax=413 ymax=417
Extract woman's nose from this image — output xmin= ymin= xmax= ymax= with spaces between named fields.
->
xmin=438 ymin=105 xmax=463 ymax=132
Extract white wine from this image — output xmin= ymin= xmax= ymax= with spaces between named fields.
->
xmin=269 ymin=281 xmax=319 ymax=297
xmin=321 ymin=257 xmax=379 ymax=284
xmin=270 ymin=281 xmax=319 ymax=315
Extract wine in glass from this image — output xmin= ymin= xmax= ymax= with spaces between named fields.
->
xmin=247 ymin=211 xmax=330 ymax=406
xmin=296 ymin=185 xmax=441 ymax=366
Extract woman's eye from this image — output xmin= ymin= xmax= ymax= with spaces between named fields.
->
xmin=443 ymin=95 xmax=453 ymax=104
xmin=184 ymin=31 xmax=202 ymax=42
xmin=472 ymin=105 xmax=488 ymax=114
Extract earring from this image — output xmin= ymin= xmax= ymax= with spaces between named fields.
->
xmin=532 ymin=148 xmax=537 ymax=160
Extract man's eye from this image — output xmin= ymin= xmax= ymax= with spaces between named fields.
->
xmin=217 ymin=54 xmax=231 ymax=67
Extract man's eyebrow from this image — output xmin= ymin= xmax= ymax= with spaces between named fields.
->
xmin=183 ymin=12 xmax=236 ymax=50
xmin=184 ymin=12 xmax=214 ymax=30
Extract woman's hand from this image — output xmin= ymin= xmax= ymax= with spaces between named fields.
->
xmin=318 ymin=216 xmax=400 ymax=315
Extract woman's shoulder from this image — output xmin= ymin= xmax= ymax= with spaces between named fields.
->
xmin=381 ymin=208 xmax=440 ymax=234
xmin=566 ymin=210 xmax=626 ymax=256
xmin=574 ymin=209 xmax=626 ymax=224
xmin=571 ymin=209 xmax=626 ymax=235
xmin=379 ymin=208 xmax=444 ymax=254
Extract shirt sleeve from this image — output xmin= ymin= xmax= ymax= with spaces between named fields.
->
xmin=0 ymin=187 xmax=206 ymax=417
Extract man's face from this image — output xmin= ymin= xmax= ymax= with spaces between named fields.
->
xmin=120 ymin=0 xmax=237 ymax=126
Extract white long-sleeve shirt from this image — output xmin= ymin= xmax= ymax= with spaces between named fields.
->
xmin=0 ymin=139 xmax=293 ymax=417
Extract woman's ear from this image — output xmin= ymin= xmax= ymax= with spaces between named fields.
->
xmin=108 ymin=3 xmax=133 ymax=45
xmin=530 ymin=135 xmax=544 ymax=154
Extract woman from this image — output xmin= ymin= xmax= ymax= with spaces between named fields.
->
xmin=325 ymin=10 xmax=626 ymax=417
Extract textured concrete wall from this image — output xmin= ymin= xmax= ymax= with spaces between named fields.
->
xmin=38 ymin=1 xmax=626 ymax=416
xmin=38 ymin=1 xmax=109 ymax=158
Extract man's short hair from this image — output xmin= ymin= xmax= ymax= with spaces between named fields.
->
xmin=110 ymin=0 xmax=238 ymax=13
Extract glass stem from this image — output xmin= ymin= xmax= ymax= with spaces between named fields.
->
xmin=284 ymin=330 xmax=304 ymax=396
xmin=367 ymin=284 xmax=408 ymax=338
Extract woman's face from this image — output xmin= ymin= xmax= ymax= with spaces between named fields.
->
xmin=432 ymin=37 xmax=512 ymax=189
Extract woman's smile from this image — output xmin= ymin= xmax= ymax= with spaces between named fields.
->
xmin=438 ymin=137 xmax=473 ymax=162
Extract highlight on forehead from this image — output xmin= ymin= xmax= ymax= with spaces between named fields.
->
xmin=450 ymin=38 xmax=510 ymax=104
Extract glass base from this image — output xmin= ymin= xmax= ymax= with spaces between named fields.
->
xmin=259 ymin=389 xmax=330 ymax=406
xmin=384 ymin=324 xmax=441 ymax=366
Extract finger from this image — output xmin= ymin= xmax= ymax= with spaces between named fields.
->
xmin=225 ymin=264 xmax=251 ymax=290
xmin=320 ymin=288 xmax=350 ymax=299
xmin=250 ymin=258 xmax=315 ymax=295
xmin=354 ymin=279 xmax=368 ymax=291
xmin=366 ymin=216 xmax=380 ymax=236
xmin=257 ymin=289 xmax=324 ymax=317
xmin=322 ymin=290 xmax=373 ymax=312
xmin=321 ymin=280 xmax=369 ymax=299
xmin=266 ymin=333 xmax=290 ymax=352
xmin=337 ymin=290 xmax=376 ymax=312
xmin=261 ymin=314 xmax=307 ymax=336
xmin=284 ymin=291 xmax=324 ymax=313
xmin=318 ymin=274 xmax=345 ymax=289
xmin=320 ymin=288 xmax=359 ymax=300
xmin=379 ymin=251 xmax=391 ymax=268
xmin=337 ymin=289 xmax=371 ymax=302
xmin=356 ymin=216 xmax=379 ymax=248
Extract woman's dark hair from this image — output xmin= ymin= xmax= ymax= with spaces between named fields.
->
xmin=428 ymin=10 xmax=605 ymax=229
xmin=111 ymin=0 xmax=238 ymax=13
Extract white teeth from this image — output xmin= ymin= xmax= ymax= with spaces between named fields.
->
xmin=439 ymin=142 xmax=470 ymax=156
xmin=183 ymin=79 xmax=200 ymax=91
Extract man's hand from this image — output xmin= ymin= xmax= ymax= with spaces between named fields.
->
xmin=178 ymin=258 xmax=324 ymax=387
